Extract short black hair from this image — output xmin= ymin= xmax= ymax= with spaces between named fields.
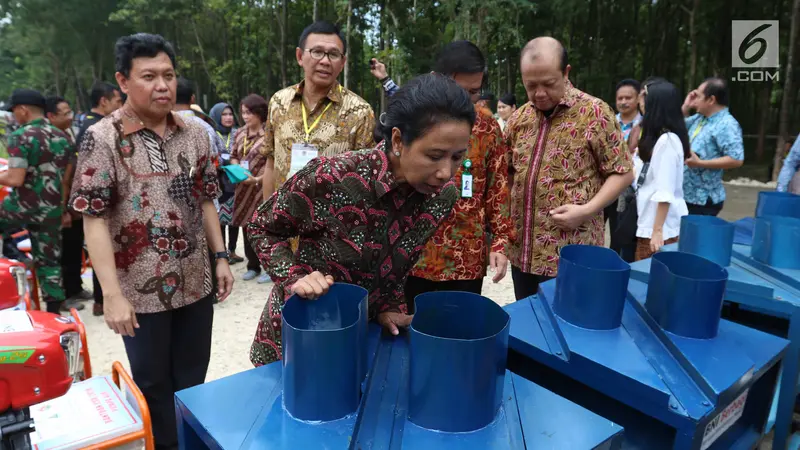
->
xmin=176 ymin=77 xmax=194 ymax=105
xmin=298 ymin=21 xmax=346 ymax=53
xmin=240 ymin=94 xmax=269 ymax=123
xmin=499 ymin=93 xmax=517 ymax=107
xmin=702 ymin=77 xmax=729 ymax=106
xmin=615 ymin=79 xmax=641 ymax=94
xmin=45 ymin=96 xmax=67 ymax=115
xmin=433 ymin=40 xmax=486 ymax=76
xmin=374 ymin=73 xmax=476 ymax=146
xmin=115 ymin=33 xmax=177 ymax=78
xmin=90 ymin=82 xmax=119 ymax=108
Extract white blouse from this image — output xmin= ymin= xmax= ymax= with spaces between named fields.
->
xmin=634 ymin=132 xmax=689 ymax=239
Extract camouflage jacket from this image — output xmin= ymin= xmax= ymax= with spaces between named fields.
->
xmin=4 ymin=118 xmax=73 ymax=225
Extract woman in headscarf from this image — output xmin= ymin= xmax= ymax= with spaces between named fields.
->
xmin=210 ymin=102 xmax=244 ymax=264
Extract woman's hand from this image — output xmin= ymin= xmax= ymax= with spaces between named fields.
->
xmin=377 ymin=311 xmax=413 ymax=336
xmin=650 ymin=229 xmax=665 ymax=253
xmin=291 ymin=271 xmax=334 ymax=299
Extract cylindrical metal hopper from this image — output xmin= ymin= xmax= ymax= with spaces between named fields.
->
xmin=281 ymin=283 xmax=368 ymax=421
xmin=408 ymin=291 xmax=509 ymax=432
xmin=553 ymin=245 xmax=631 ymax=330
xmin=678 ymin=215 xmax=735 ymax=267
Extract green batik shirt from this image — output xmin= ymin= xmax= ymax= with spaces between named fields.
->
xmin=4 ymin=118 xmax=73 ymax=225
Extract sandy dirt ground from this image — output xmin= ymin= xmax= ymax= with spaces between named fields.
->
xmin=81 ymin=184 xmax=762 ymax=381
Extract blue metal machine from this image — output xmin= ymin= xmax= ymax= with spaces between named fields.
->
xmin=506 ymin=244 xmax=789 ymax=450
xmin=175 ymin=284 xmax=624 ymax=449
xmin=629 ymin=190 xmax=800 ymax=450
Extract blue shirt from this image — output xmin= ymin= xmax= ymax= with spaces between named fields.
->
xmin=683 ymin=108 xmax=744 ymax=205
xmin=615 ymin=112 xmax=642 ymax=142
xmin=777 ymin=139 xmax=800 ymax=192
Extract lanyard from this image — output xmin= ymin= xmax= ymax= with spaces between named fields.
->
xmin=690 ymin=118 xmax=707 ymax=143
xmin=301 ymin=85 xmax=342 ymax=142
xmin=217 ymin=131 xmax=231 ymax=150
xmin=242 ymin=134 xmax=255 ymax=156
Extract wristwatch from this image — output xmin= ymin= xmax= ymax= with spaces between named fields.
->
xmin=214 ymin=251 xmax=231 ymax=262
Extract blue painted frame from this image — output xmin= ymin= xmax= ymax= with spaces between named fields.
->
xmin=175 ymin=323 xmax=624 ymax=449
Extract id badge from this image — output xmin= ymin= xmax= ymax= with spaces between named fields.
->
xmin=461 ymin=174 xmax=473 ymax=198
xmin=289 ymin=143 xmax=319 ymax=177
xmin=240 ymin=160 xmax=250 ymax=171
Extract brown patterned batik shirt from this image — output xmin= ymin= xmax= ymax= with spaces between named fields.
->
xmin=261 ymin=80 xmax=375 ymax=190
xmin=69 ymin=107 xmax=221 ymax=313
xmin=505 ymin=84 xmax=632 ymax=277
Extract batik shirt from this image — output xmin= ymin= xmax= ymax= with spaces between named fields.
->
xmin=4 ymin=118 xmax=73 ymax=225
xmin=410 ymin=107 xmax=514 ymax=281
xmin=262 ymin=81 xmax=375 ymax=190
xmin=69 ymin=108 xmax=221 ymax=313
xmin=247 ymin=145 xmax=458 ymax=365
xmin=683 ymin=108 xmax=744 ymax=205
xmin=505 ymin=84 xmax=632 ymax=276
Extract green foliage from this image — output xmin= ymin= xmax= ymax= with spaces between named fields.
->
xmin=0 ymin=0 xmax=796 ymax=162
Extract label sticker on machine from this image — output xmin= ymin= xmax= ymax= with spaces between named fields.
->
xmin=700 ymin=389 xmax=748 ymax=450
xmin=0 ymin=310 xmax=33 ymax=333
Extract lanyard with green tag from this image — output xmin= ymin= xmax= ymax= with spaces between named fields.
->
xmin=690 ymin=118 xmax=706 ymax=143
xmin=461 ymin=159 xmax=473 ymax=198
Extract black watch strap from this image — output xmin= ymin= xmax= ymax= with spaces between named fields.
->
xmin=214 ymin=251 xmax=230 ymax=261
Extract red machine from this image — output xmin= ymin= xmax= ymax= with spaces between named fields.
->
xmin=0 ymin=310 xmax=81 ymax=450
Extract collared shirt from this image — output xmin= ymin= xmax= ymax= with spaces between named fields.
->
xmin=410 ymin=107 xmax=514 ymax=281
xmin=505 ymin=84 xmax=632 ymax=276
xmin=683 ymin=108 xmax=744 ymax=205
xmin=777 ymin=138 xmax=800 ymax=193
xmin=175 ymin=109 xmax=225 ymax=156
xmin=261 ymin=80 xmax=375 ymax=189
xmin=4 ymin=118 xmax=73 ymax=224
xmin=616 ymin=112 xmax=643 ymax=142
xmin=230 ymin=126 xmax=268 ymax=227
xmin=68 ymin=107 xmax=221 ymax=313
xmin=246 ymin=145 xmax=458 ymax=366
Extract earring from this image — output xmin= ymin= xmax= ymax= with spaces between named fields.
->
xmin=393 ymin=151 xmax=400 ymax=157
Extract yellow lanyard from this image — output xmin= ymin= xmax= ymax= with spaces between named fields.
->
xmin=217 ymin=131 xmax=231 ymax=150
xmin=300 ymin=85 xmax=342 ymax=142
xmin=242 ymin=134 xmax=255 ymax=155
xmin=690 ymin=118 xmax=707 ymax=143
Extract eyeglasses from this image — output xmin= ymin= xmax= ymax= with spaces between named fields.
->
xmin=305 ymin=48 xmax=344 ymax=62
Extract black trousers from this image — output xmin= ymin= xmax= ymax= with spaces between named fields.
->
xmin=404 ymin=275 xmax=483 ymax=313
xmin=243 ymin=229 xmax=260 ymax=273
xmin=511 ymin=266 xmax=554 ymax=301
xmin=687 ymin=199 xmax=724 ymax=216
xmin=122 ymin=295 xmax=214 ymax=450
xmin=221 ymin=225 xmax=239 ymax=253
xmin=61 ymin=219 xmax=85 ymax=298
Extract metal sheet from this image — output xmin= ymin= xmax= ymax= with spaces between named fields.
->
xmin=408 ymin=291 xmax=509 ymax=432
xmin=751 ymin=215 xmax=800 ymax=270
xmin=755 ymin=191 xmax=800 ymax=219
xmin=281 ymin=283 xmax=368 ymax=422
xmin=645 ymin=252 xmax=728 ymax=339
xmin=553 ymin=245 xmax=631 ymax=330
xmin=678 ymin=215 xmax=734 ymax=267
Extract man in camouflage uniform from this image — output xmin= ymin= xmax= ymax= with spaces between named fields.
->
xmin=0 ymin=89 xmax=74 ymax=313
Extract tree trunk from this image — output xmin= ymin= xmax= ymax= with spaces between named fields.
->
xmin=191 ymin=17 xmax=213 ymax=88
xmin=313 ymin=0 xmax=318 ymax=21
xmin=755 ymin=80 xmax=773 ymax=162
xmin=773 ymin=0 xmax=800 ymax=180
xmin=344 ymin=0 xmax=352 ymax=89
xmin=378 ymin=0 xmax=386 ymax=113
xmin=683 ymin=0 xmax=700 ymax=88
xmin=279 ymin=0 xmax=288 ymax=87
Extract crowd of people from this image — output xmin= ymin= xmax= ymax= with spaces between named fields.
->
xmin=1 ymin=19 xmax=799 ymax=450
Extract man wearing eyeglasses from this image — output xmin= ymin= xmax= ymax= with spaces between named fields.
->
xmin=260 ymin=21 xmax=375 ymax=202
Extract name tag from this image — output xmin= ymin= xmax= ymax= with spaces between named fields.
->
xmin=240 ymin=161 xmax=249 ymax=171
xmin=220 ymin=153 xmax=231 ymax=161
xmin=289 ymin=143 xmax=319 ymax=178
xmin=461 ymin=174 xmax=473 ymax=198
